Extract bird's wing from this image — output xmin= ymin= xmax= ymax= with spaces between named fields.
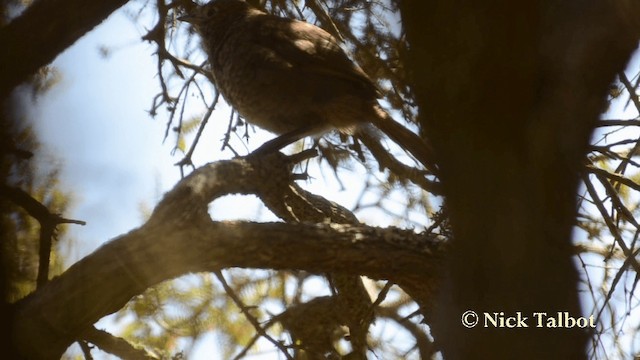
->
xmin=247 ymin=14 xmax=380 ymax=97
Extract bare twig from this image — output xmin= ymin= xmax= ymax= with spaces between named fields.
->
xmin=582 ymin=174 xmax=640 ymax=273
xmin=214 ymin=270 xmax=294 ymax=360
xmin=597 ymin=119 xmax=640 ymax=127
xmin=0 ymin=185 xmax=85 ymax=288
xmin=174 ymin=90 xmax=220 ymax=175
xmin=619 ymin=72 xmax=640 ymax=115
xmin=585 ymin=165 xmax=640 ymax=193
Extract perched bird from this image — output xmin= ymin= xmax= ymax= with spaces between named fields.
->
xmin=179 ymin=0 xmax=436 ymax=172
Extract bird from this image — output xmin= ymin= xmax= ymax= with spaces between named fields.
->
xmin=179 ymin=0 xmax=436 ymax=173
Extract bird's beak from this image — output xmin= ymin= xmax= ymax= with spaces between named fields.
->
xmin=177 ymin=14 xmax=196 ymax=23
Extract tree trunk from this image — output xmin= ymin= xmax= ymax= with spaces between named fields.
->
xmin=400 ymin=1 xmax=639 ymax=358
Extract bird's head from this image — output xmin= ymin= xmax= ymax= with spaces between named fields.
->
xmin=179 ymin=0 xmax=254 ymax=31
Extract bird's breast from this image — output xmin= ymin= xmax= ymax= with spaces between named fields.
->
xmin=208 ymin=39 xmax=371 ymax=135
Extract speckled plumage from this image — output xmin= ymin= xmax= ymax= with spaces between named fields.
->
xmin=181 ymin=0 xmax=435 ymax=171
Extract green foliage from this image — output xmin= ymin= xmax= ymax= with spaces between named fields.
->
xmin=116 ymin=271 xmax=287 ymax=358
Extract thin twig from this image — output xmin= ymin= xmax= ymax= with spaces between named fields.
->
xmin=597 ymin=119 xmax=640 ymax=127
xmin=582 ymin=174 xmax=640 ymax=273
xmin=586 ymin=165 xmax=640 ymax=193
xmin=214 ymin=270 xmax=293 ymax=360
xmin=592 ymin=171 xmax=640 ymax=229
xmin=175 ymin=90 xmax=220 ymax=172
xmin=371 ymin=281 xmax=394 ymax=308
xmin=619 ymin=72 xmax=640 ymax=115
xmin=1 ymin=185 xmax=85 ymax=287
xmin=78 ymin=341 xmax=94 ymax=360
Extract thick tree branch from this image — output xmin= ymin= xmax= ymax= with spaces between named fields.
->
xmin=12 ymin=153 xmax=445 ymax=359
xmin=13 ymin=219 xmax=441 ymax=359
xmin=0 ymin=0 xmax=130 ymax=98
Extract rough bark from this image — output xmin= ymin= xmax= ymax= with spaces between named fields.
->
xmin=399 ymin=1 xmax=640 ymax=359
xmin=11 ymin=153 xmax=445 ymax=359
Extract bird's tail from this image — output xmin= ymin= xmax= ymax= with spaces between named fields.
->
xmin=366 ymin=104 xmax=438 ymax=174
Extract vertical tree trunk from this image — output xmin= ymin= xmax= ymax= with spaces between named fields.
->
xmin=399 ymin=1 xmax=639 ymax=358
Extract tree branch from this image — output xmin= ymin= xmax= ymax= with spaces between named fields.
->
xmin=0 ymin=184 xmax=85 ymax=287
xmin=12 ymin=153 xmax=445 ymax=359
xmin=81 ymin=327 xmax=158 ymax=360
xmin=0 ymin=0 xmax=130 ymax=98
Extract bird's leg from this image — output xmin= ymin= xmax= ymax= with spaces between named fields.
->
xmin=251 ymin=124 xmax=319 ymax=155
